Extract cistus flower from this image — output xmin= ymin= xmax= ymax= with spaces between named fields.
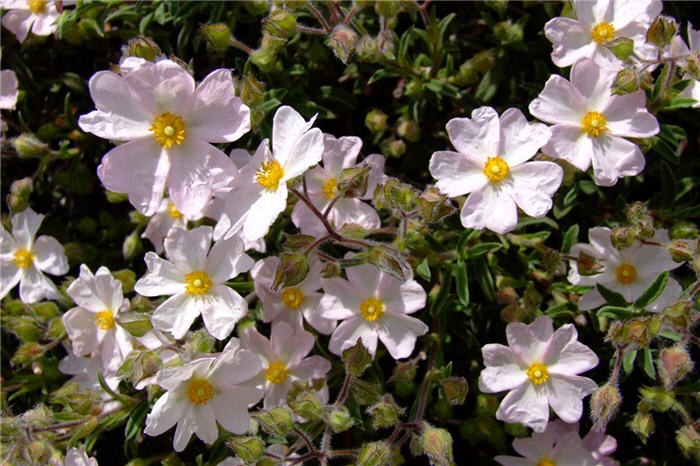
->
xmin=291 ymin=134 xmax=385 ymax=237
xmin=78 ymin=57 xmax=250 ymax=217
xmin=213 ymin=105 xmax=324 ymax=243
xmin=320 ymin=261 xmax=428 ymax=360
xmin=544 ymin=0 xmax=662 ymax=69
xmin=239 ymin=321 xmax=331 ymax=408
xmin=479 ymin=315 xmax=599 ymax=432
xmin=429 ymin=106 xmax=561 ymax=234
xmin=0 ymin=0 xmax=72 ymax=43
xmin=134 ymin=226 xmax=254 ymax=340
xmin=568 ymin=227 xmax=682 ymax=310
xmin=665 ymin=23 xmax=700 ymax=108
xmin=62 ymin=265 xmax=133 ymax=374
xmin=251 ymin=257 xmax=336 ymax=335
xmin=529 ymin=58 xmax=660 ymax=186
xmin=141 ymin=197 xmax=198 ymax=254
xmin=50 ymin=447 xmax=99 ymax=466
xmin=143 ymin=341 xmax=263 ymax=452
xmin=1 ymin=208 xmax=68 ymax=303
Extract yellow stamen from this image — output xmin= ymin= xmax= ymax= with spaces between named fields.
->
xmin=167 ymin=202 xmax=183 ymax=219
xmin=187 ymin=378 xmax=214 ymax=405
xmin=27 ymin=0 xmax=46 ymax=14
xmin=615 ymin=263 xmax=637 ymax=284
xmin=527 ymin=362 xmax=549 ymax=385
xmin=281 ymin=287 xmax=304 ymax=309
xmin=537 ymin=460 xmax=556 ymax=466
xmin=591 ymin=22 xmax=615 ymax=44
xmin=184 ymin=270 xmax=212 ymax=295
xmin=360 ymin=297 xmax=384 ymax=322
xmin=150 ymin=112 xmax=186 ymax=148
xmin=483 ymin=156 xmax=510 ymax=183
xmin=582 ymin=111 xmax=608 ymax=137
xmin=12 ymin=249 xmax=34 ymax=268
xmin=265 ymin=361 xmax=288 ymax=384
xmin=322 ymin=178 xmax=339 ymax=200
xmin=255 ymin=160 xmax=284 ymax=191
xmin=95 ymin=310 xmax=116 ymax=330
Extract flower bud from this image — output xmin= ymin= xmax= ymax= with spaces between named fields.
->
xmin=343 ymin=339 xmax=373 ymax=377
xmin=272 ymin=253 xmax=309 ymax=291
xmin=200 ymin=23 xmax=231 ymax=51
xmin=380 ymin=138 xmax=406 ymax=158
xmin=118 ymin=312 xmax=153 ymax=337
xmin=420 ymin=425 xmax=454 ymax=466
xmin=390 ymin=361 xmax=417 ymax=384
xmin=611 ymin=226 xmax=636 ymax=250
xmin=604 ymin=37 xmax=634 ymax=60
xmin=238 ymin=74 xmax=266 ymax=109
xmin=676 ymin=426 xmax=700 ymax=460
xmin=111 ymin=269 xmax=136 ymax=294
xmin=631 ymin=411 xmax=655 ymax=444
xmin=121 ymin=36 xmax=161 ymax=62
xmin=327 ymin=405 xmax=354 ymax=433
xmin=613 ymin=68 xmax=640 ymax=94
xmin=576 ymin=250 xmax=604 ymax=276
xmin=396 ymin=116 xmax=420 ymax=142
xmin=105 ymin=190 xmax=128 ymax=203
xmin=321 ymin=261 xmax=341 ymax=278
xmin=288 ymin=392 xmax=323 ymax=420
xmin=350 ymin=378 xmax=381 ymax=406
xmin=667 ymin=239 xmax=697 ymax=263
xmin=590 ymin=384 xmax=622 ymax=429
xmin=439 ymin=377 xmax=468 ymax=406
xmin=253 ymin=407 xmax=293 ymax=437
xmin=263 ymin=9 xmax=297 ymax=39
xmin=640 ymin=386 xmax=675 ymax=412
xmin=251 ymin=33 xmax=286 ymax=70
xmin=368 ymin=395 xmax=403 ymax=429
xmin=7 ymin=177 xmax=33 ymax=214
xmin=375 ymin=0 xmax=401 ymax=18
xmin=355 ymin=35 xmax=381 ymax=63
xmin=227 ymin=436 xmax=264 ymax=464
xmin=365 ymin=109 xmax=388 ymax=133
xmin=646 ymin=15 xmax=679 ymax=49
xmin=327 ymin=24 xmax=358 ymax=64
xmin=687 ymin=53 xmax=700 ymax=81
xmin=46 ymin=317 xmax=66 ymax=340
xmin=663 ymin=299 xmax=692 ymax=329
xmin=7 ymin=316 xmax=43 ymax=342
xmin=493 ymin=19 xmax=524 ymax=46
xmin=658 ymin=346 xmax=693 ymax=390
xmin=122 ymin=230 xmax=143 ymax=262
xmin=13 ymin=133 xmax=49 ymax=158
xmin=338 ymin=165 xmax=372 ymax=198
xmin=186 ymin=328 xmax=216 ymax=354
xmin=671 ymin=221 xmax=698 ymax=239
xmin=454 ymin=60 xmax=479 ymax=86
xmin=472 ymin=50 xmax=496 ymax=73
xmin=22 ymin=441 xmax=50 ymax=465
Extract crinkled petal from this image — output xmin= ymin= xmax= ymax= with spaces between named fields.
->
xmin=19 ymin=266 xmax=58 ymax=303
xmin=541 ymin=125 xmax=594 ymax=172
xmin=144 ymin=391 xmax=186 ymax=437
xmin=545 ymin=17 xmax=598 ymax=68
xmin=135 ymin=252 xmax=185 ymax=296
xmin=590 ymin=133 xmax=645 ymax=187
xmin=191 ymin=403 xmax=218 ymax=445
xmin=601 ymin=91 xmax=659 ymax=138
xmin=377 ymin=313 xmax=428 ymax=359
xmin=210 ymin=388 xmax=262 ymax=434
xmin=496 ymin=383 xmax=550 ymax=432
xmin=290 ymin=355 xmax=331 ymax=380
xmin=0 ymin=259 xmax=21 ymax=300
xmin=509 ymin=162 xmax=563 ymax=218
xmin=172 ymin=406 xmax=195 ymax=452
xmin=323 ymin=134 xmax=362 ymax=174
xmin=460 ymin=186 xmax=518 ymax=234
xmin=428 ymin=150 xmax=488 ymax=197
xmin=62 ymin=307 xmax=99 ymax=356
xmin=207 ymin=236 xmax=253 ymax=284
xmin=32 ymin=235 xmax=68 ymax=276
xmin=151 ymin=293 xmax=201 ymax=339
xmin=546 ymin=374 xmax=598 ymax=423
xmin=11 ymin=208 xmax=43 ymax=250
xmin=570 ymin=58 xmax=619 ymax=110
xmin=1 ymin=10 xmax=34 ymax=43
xmin=164 ymin=226 xmax=212 ymax=272
xmin=0 ymin=70 xmax=19 ymax=110
xmin=446 ymin=107 xmax=500 ymax=157
xmin=328 ymin=317 xmax=377 ymax=356
xmin=272 ymin=106 xmax=316 ymax=165
xmin=200 ymin=285 xmax=247 ymax=340
xmin=529 ymin=75 xmax=587 ymax=125
xmin=500 ymin=108 xmax=552 ymax=167
xmin=549 ymin=341 xmax=599 ymax=376
xmin=479 ymin=344 xmax=528 ymax=393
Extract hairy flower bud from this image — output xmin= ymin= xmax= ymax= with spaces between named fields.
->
xmin=356 ymin=35 xmax=381 ymax=62
xmin=122 ymin=230 xmax=143 ymax=261
xmin=368 ymin=395 xmax=403 ymax=429
xmin=676 ymin=426 xmax=700 ymax=460
xmin=227 ymin=436 xmax=264 ymax=464
xmin=590 ymin=384 xmax=622 ymax=429
xmin=343 ymin=340 xmax=373 ymax=377
xmin=440 ymin=377 xmax=468 ymax=406
xmin=327 ymin=405 xmax=354 ymax=433
xmin=631 ymin=411 xmax=655 ymax=444
xmin=251 ymin=33 xmax=286 ymax=69
xmin=288 ymin=392 xmax=323 ymax=420
xmin=576 ymin=250 xmax=604 ymax=276
xmin=356 ymin=441 xmax=392 ymax=466
xmin=200 ymin=23 xmax=231 ymax=51
xmin=375 ymin=0 xmax=401 ymax=18
xmin=13 ymin=133 xmax=49 ymax=158
xmin=658 ymin=346 xmax=693 ymax=390
xmin=613 ymin=68 xmax=640 ymax=94
xmin=121 ymin=35 xmax=161 ymax=62
xmin=328 ymin=24 xmax=358 ymax=64
xmin=253 ymin=407 xmax=293 ymax=437
xmin=396 ymin=116 xmax=420 ymax=142
xmin=420 ymin=425 xmax=454 ymax=466
xmin=263 ymin=9 xmax=297 ymax=38
xmin=380 ymin=138 xmax=406 ymax=158
xmin=611 ymin=226 xmax=636 ymax=250
xmin=7 ymin=177 xmax=33 ymax=214
xmin=667 ymin=239 xmax=697 ymax=263
xmin=646 ymin=15 xmax=679 ymax=49
xmin=604 ymin=37 xmax=634 ymax=60
xmin=365 ymin=109 xmax=388 ymax=133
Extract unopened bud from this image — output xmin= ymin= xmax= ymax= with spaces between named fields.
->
xmin=350 ymin=378 xmax=381 ymax=405
xmin=263 ymin=9 xmax=297 ymax=38
xmin=670 ymin=221 xmax=698 ymax=240
xmin=343 ymin=340 xmax=373 ymax=377
xmin=576 ymin=251 xmax=604 ymax=276
xmin=272 ymin=253 xmax=309 ymax=291
xmin=33 ymin=301 xmax=60 ymax=322
xmin=368 ymin=395 xmax=403 ymax=429
xmin=687 ymin=53 xmax=700 ymax=81
xmin=122 ymin=230 xmax=143 ymax=261
xmin=396 ymin=116 xmax=420 ymax=142
xmin=186 ymin=328 xmax=216 ymax=354
xmin=667 ymin=239 xmax=697 ymax=263
xmin=365 ymin=109 xmax=388 ymax=133
xmin=590 ymin=384 xmax=622 ymax=429
xmin=420 ymin=425 xmax=454 ymax=466
xmin=454 ymin=60 xmax=479 ymax=86
xmin=46 ymin=317 xmax=66 ymax=340
xmin=640 ymin=386 xmax=675 ymax=413
xmin=327 ymin=405 xmax=354 ymax=433
xmin=251 ymin=33 xmax=286 ymax=70
xmin=7 ymin=316 xmax=43 ymax=342
xmin=380 ymin=138 xmax=406 ymax=158
xmin=663 ymin=299 xmax=692 ymax=329
xmin=493 ymin=19 xmax=524 ymax=45
xmin=390 ymin=361 xmax=417 ymax=384
xmin=356 ymin=441 xmax=392 ymax=466
xmin=328 ymin=24 xmax=357 ymax=64
xmin=676 ymin=426 xmax=700 ymax=460
xmin=631 ymin=411 xmax=655 ymax=444
xmin=472 ymin=50 xmax=496 ymax=73
xmin=200 ymin=23 xmax=231 ymax=51
xmin=439 ymin=377 xmax=468 ymax=406
xmin=611 ymin=226 xmax=636 ymax=250
xmin=121 ymin=36 xmax=161 ymax=62
xmin=658 ymin=346 xmax=693 ymax=390
xmin=227 ymin=436 xmax=264 ymax=464
xmin=238 ymin=74 xmax=265 ymax=108
xmin=118 ymin=312 xmax=153 ymax=337
xmin=613 ymin=68 xmax=640 ymax=94
xmin=375 ymin=0 xmax=401 ymax=17
xmin=13 ymin=133 xmax=49 ymax=158
xmin=22 ymin=441 xmax=50 ymax=465
xmin=7 ymin=177 xmax=33 ymax=213
xmin=254 ymin=407 xmax=293 ymax=437
xmin=288 ymin=392 xmax=323 ymax=420
xmin=604 ymin=37 xmax=634 ymax=60
xmin=646 ymin=15 xmax=679 ymax=49
xmin=355 ymin=36 xmax=381 ymax=62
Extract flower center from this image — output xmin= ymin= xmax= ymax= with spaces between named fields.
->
xmin=187 ymin=378 xmax=214 ymax=405
xmin=150 ymin=112 xmax=186 ymax=148
xmin=265 ymin=361 xmax=288 ymax=384
xmin=591 ymin=22 xmax=615 ymax=44
xmin=167 ymin=202 xmax=183 ymax=219
xmin=582 ymin=111 xmax=608 ymax=137
xmin=537 ymin=460 xmax=556 ymax=466
xmin=615 ymin=263 xmax=637 ymax=284
xmin=94 ymin=310 xmax=116 ymax=330
xmin=184 ymin=270 xmax=212 ymax=295
xmin=322 ymin=178 xmax=339 ymax=200
xmin=255 ymin=160 xmax=284 ymax=191
xmin=281 ymin=287 xmax=304 ymax=309
xmin=27 ymin=0 xmax=46 ymax=13
xmin=527 ymin=362 xmax=549 ymax=385
xmin=483 ymin=156 xmax=510 ymax=183
xmin=360 ymin=297 xmax=385 ymax=322
xmin=12 ymin=249 xmax=34 ymax=268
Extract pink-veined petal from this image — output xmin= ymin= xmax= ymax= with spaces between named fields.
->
xmin=529 ymin=75 xmax=587 ymax=125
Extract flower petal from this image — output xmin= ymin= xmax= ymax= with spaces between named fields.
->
xmin=151 ymin=293 xmax=201 ymax=339
xmin=601 ymin=91 xmax=659 ymax=138
xmin=428 ymin=150 xmax=488 ymax=197
xmin=32 ymin=235 xmax=68 ymax=276
xmin=207 ymin=236 xmax=254 ymax=284
xmin=164 ymin=226 xmax=212 ymax=272
xmin=210 ymin=388 xmax=262 ymax=434
xmin=529 ymin=75 xmax=587 ymax=125
xmin=590 ymin=133 xmax=645 ymax=187
xmin=144 ymin=391 xmax=186 ymax=437
xmin=11 ymin=208 xmax=43 ymax=250
xmin=500 ymin=108 xmax=552 ymax=167
xmin=479 ymin=344 xmax=528 ymax=393
xmin=135 ymin=252 xmax=185 ymax=296
xmin=509 ymin=162 xmax=563 ymax=218
xmin=545 ymin=17 xmax=597 ymax=68
xmin=496 ymin=382 xmax=550 ymax=432
xmin=541 ymin=125 xmax=594 ymax=172
xmin=460 ymin=186 xmax=518 ymax=234
xmin=19 ymin=266 xmax=58 ymax=303
xmin=546 ymin=374 xmax=597 ymax=423
xmin=328 ymin=317 xmax=377 ymax=356
xmin=377 ymin=312 xmax=428 ymax=359
xmin=200 ymin=285 xmax=247 ymax=340
xmin=446 ymin=107 xmax=500 ymax=157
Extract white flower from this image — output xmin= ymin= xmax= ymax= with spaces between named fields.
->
xmin=291 ymin=134 xmax=385 ymax=237
xmin=62 ymin=265 xmax=133 ymax=374
xmin=568 ymin=227 xmax=682 ymax=310
xmin=239 ymin=321 xmax=331 ymax=408
xmin=544 ymin=0 xmax=662 ymax=69
xmin=134 ymin=226 xmax=253 ymax=340
xmin=78 ymin=57 xmax=249 ymax=217
xmin=320 ymin=261 xmax=428 ymax=359
xmin=664 ymin=23 xmax=700 ymax=107
xmin=0 ymin=208 xmax=68 ymax=303
xmin=213 ymin=105 xmax=324 ymax=243
xmin=142 ymin=197 xmax=198 ymax=254
xmin=144 ymin=342 xmax=263 ymax=452
xmin=429 ymin=106 xmax=560 ymax=234
xmin=57 ymin=353 xmax=122 ymax=414
xmin=0 ymin=0 xmax=71 ymax=43
xmin=251 ymin=257 xmax=336 ymax=334
xmin=546 ymin=421 xmax=618 ymax=466
xmin=479 ymin=315 xmax=599 ymax=432
xmin=529 ymin=58 xmax=659 ymax=186
xmin=49 ymin=447 xmax=98 ymax=466
xmin=1 ymin=69 xmax=18 ymax=110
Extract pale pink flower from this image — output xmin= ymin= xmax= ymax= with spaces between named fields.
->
xmin=664 ymin=23 xmax=700 ymax=107
xmin=143 ymin=342 xmax=263 ymax=452
xmin=291 ymin=134 xmax=385 ymax=237
xmin=0 ymin=208 xmax=68 ymax=303
xmin=239 ymin=322 xmax=331 ymax=408
xmin=320 ymin=262 xmax=428 ymax=359
xmin=251 ymin=257 xmax=336 ymax=334
xmin=213 ymin=106 xmax=324 ymax=243
xmin=544 ymin=0 xmax=662 ymax=69
xmin=78 ymin=57 xmax=249 ymax=217
xmin=49 ymin=447 xmax=99 ymax=466
xmin=142 ymin=197 xmax=198 ymax=254
xmin=479 ymin=316 xmax=599 ymax=432
xmin=429 ymin=106 xmax=560 ymax=234
xmin=0 ymin=69 xmax=18 ymax=110
xmin=0 ymin=0 xmax=71 ymax=43
xmin=547 ymin=421 xmax=618 ymax=466
xmin=134 ymin=226 xmax=253 ymax=340
xmin=568 ymin=227 xmax=682 ymax=310
xmin=529 ymin=58 xmax=659 ymax=186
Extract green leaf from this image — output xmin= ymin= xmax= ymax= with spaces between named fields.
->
xmin=633 ymin=271 xmax=668 ymax=309
xmin=561 ymin=224 xmax=579 ymax=254
xmin=596 ymin=306 xmax=641 ymax=320
xmin=623 ymin=349 xmax=637 ymax=376
xmin=663 ymin=97 xmax=697 ymax=111
xmin=658 ymin=331 xmax=682 ymax=341
xmin=659 ymin=163 xmax=676 ymax=208
xmin=465 ymin=242 xmax=502 ymax=260
xmin=652 ymin=137 xmax=680 ymax=164
xmin=368 ymin=69 xmax=400 ymax=85
xmin=416 ymin=258 xmax=431 ymax=281
xmin=596 ymin=284 xmax=628 ymax=307
xmin=640 ymin=347 xmax=655 ymax=379
xmin=454 ymin=260 xmax=469 ymax=307
xmin=430 ymin=264 xmax=453 ymax=316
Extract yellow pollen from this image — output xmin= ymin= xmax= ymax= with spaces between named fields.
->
xmin=265 ymin=361 xmax=288 ymax=384
xmin=281 ymin=287 xmax=304 ymax=309
xmin=483 ymin=156 xmax=510 ymax=183
xmin=27 ymin=0 xmax=46 ymax=13
xmin=150 ymin=112 xmax=186 ymax=148
xmin=615 ymin=263 xmax=637 ymax=284
xmin=527 ymin=362 xmax=549 ymax=385
xmin=187 ymin=378 xmax=214 ymax=405
xmin=255 ymin=160 xmax=284 ymax=191
xmin=322 ymin=178 xmax=339 ymax=200
xmin=537 ymin=460 xmax=556 ymax=466
xmin=582 ymin=111 xmax=608 ymax=137
xmin=94 ymin=310 xmax=116 ymax=330
xmin=167 ymin=202 xmax=183 ymax=219
xmin=12 ymin=249 xmax=34 ymax=268
xmin=591 ymin=22 xmax=615 ymax=44
xmin=184 ymin=270 xmax=212 ymax=295
xmin=360 ymin=297 xmax=384 ymax=322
